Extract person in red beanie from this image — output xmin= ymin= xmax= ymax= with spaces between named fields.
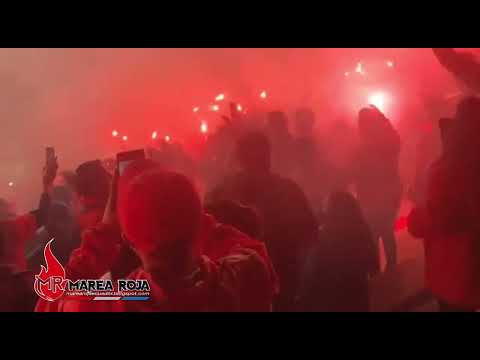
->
xmin=37 ymin=160 xmax=276 ymax=312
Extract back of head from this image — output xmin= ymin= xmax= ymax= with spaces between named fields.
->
xmin=117 ymin=168 xmax=202 ymax=260
xmin=75 ymin=160 xmax=111 ymax=207
xmin=358 ymin=106 xmax=398 ymax=147
xmin=235 ymin=131 xmax=271 ymax=174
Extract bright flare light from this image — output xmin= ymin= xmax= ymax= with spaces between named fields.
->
xmin=165 ymin=135 xmax=171 ymax=143
xmin=112 ymin=130 xmax=118 ymax=137
xmin=193 ymin=107 xmax=200 ymax=113
xmin=344 ymin=72 xmax=350 ymax=77
xmin=152 ymin=131 xmax=158 ymax=140
xmin=355 ymin=62 xmax=365 ymax=75
xmin=368 ymin=92 xmax=389 ymax=113
xmin=260 ymin=90 xmax=268 ymax=99
xmin=215 ymin=94 xmax=225 ymax=102
xmin=387 ymin=60 xmax=394 ymax=68
xmin=200 ymin=121 xmax=208 ymax=134
xmin=237 ymin=104 xmax=243 ymax=112
xmin=211 ymin=105 xmax=220 ymax=112
xmin=8 ymin=181 xmax=14 ymax=187
xmin=122 ymin=135 xmax=128 ymax=141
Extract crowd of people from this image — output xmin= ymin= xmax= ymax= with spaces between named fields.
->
xmin=1 ymin=51 xmax=480 ymax=312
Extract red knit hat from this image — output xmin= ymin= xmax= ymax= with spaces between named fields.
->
xmin=117 ymin=167 xmax=202 ymax=256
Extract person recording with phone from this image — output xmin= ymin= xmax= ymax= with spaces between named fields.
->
xmin=36 ymin=149 xmax=277 ymax=312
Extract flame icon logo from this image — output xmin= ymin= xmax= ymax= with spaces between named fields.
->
xmin=34 ymin=239 xmax=66 ymax=302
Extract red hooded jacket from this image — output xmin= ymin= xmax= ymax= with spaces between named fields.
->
xmin=408 ymin=159 xmax=480 ymax=308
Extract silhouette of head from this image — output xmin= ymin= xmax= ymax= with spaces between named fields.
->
xmin=235 ymin=131 xmax=271 ymax=175
xmin=117 ymin=166 xmax=202 ymax=270
xmin=358 ymin=105 xmax=394 ymax=143
xmin=75 ymin=160 xmax=111 ymax=208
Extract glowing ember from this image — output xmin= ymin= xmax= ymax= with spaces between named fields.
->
xmin=215 ymin=94 xmax=225 ymax=102
xmin=165 ymin=135 xmax=171 ymax=143
xmin=200 ymin=121 xmax=208 ymax=134
xmin=152 ymin=131 xmax=158 ymax=140
xmin=211 ymin=105 xmax=220 ymax=112
xmin=122 ymin=135 xmax=128 ymax=141
xmin=112 ymin=130 xmax=118 ymax=137
xmin=387 ymin=60 xmax=394 ymax=68
xmin=193 ymin=107 xmax=200 ymax=113
xmin=237 ymin=104 xmax=243 ymax=112
xmin=355 ymin=62 xmax=363 ymax=73
xmin=368 ymin=91 xmax=389 ymax=113
xmin=260 ymin=90 xmax=268 ymax=99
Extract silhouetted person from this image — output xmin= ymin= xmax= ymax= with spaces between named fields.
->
xmin=0 ymin=228 xmax=36 ymax=311
xmin=350 ymin=106 xmax=402 ymax=271
xmin=74 ymin=160 xmax=111 ymax=230
xmin=208 ymin=131 xmax=318 ymax=311
xmin=0 ymin=198 xmax=15 ymax=222
xmin=266 ymin=111 xmax=295 ymax=178
xmin=27 ymin=193 xmax=79 ymax=269
xmin=433 ymin=48 xmax=480 ymax=94
xmin=408 ymin=97 xmax=480 ymax=311
xmin=297 ymin=192 xmax=378 ymax=312
xmin=291 ymin=108 xmax=330 ymax=212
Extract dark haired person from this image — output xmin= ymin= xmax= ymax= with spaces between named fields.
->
xmin=74 ymin=160 xmax=111 ymax=231
xmin=208 ymin=131 xmax=317 ymax=311
xmin=298 ymin=192 xmax=378 ymax=312
xmin=349 ymin=106 xmax=402 ymax=272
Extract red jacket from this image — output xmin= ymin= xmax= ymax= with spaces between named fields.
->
xmin=36 ymin=215 xmax=278 ymax=312
xmin=408 ymin=160 xmax=480 ymax=308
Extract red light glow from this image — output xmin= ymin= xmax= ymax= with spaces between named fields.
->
xmin=368 ymin=91 xmax=389 ymax=113
xmin=200 ymin=121 xmax=208 ymax=134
